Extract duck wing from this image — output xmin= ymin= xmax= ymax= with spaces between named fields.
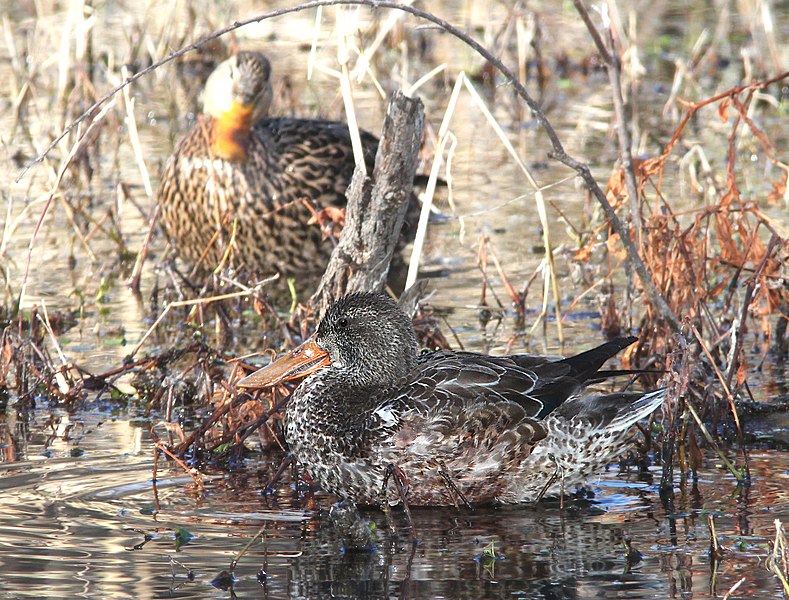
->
xmin=402 ymin=339 xmax=638 ymax=418
xmin=366 ymin=353 xmax=547 ymax=501
xmin=398 ymin=337 xmax=638 ymax=422
xmin=405 ymin=350 xmax=548 ymax=414
xmin=253 ymin=118 xmax=378 ymax=207
xmin=509 ymin=336 xmax=639 ymax=418
xmin=369 ymin=341 xmax=639 ymax=502
xmin=551 ymin=336 xmax=638 ymax=382
xmin=373 ymin=353 xmax=545 ymax=448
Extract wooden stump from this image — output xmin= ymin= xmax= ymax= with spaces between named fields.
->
xmin=309 ymin=90 xmax=425 ymax=315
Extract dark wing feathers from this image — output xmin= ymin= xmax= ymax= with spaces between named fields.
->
xmin=405 ymin=339 xmax=638 ymax=421
xmin=407 ymin=351 xmax=542 ymax=414
xmin=258 ymin=118 xmax=378 ymax=206
xmin=514 ymin=337 xmax=638 ymax=418
xmin=369 ymin=341 xmax=639 ymax=497
xmin=383 ymin=383 xmax=547 ymax=488
xmin=555 ymin=336 xmax=637 ymax=382
xmin=372 ymin=351 xmax=548 ymax=469
xmin=376 ymin=339 xmax=638 ymax=445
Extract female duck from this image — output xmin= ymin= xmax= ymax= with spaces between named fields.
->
xmin=157 ymin=52 xmax=378 ymax=279
xmin=240 ymin=292 xmax=665 ymax=506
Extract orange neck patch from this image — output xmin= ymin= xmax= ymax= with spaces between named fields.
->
xmin=212 ymin=101 xmax=255 ymax=162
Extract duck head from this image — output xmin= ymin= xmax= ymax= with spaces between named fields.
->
xmin=239 ymin=292 xmax=419 ymax=391
xmin=202 ymin=51 xmax=273 ymax=161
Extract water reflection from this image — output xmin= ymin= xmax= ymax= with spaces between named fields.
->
xmin=0 ymin=409 xmax=786 ymax=598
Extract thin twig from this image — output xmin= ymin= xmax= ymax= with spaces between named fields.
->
xmin=127 ymin=203 xmax=161 ymax=292
xmin=688 ymin=323 xmax=748 ymax=475
xmin=336 ymin=7 xmax=367 ymax=175
xmin=130 ymin=278 xmax=277 ymax=358
xmin=767 ymin=519 xmax=789 ymax=595
xmin=18 ymin=99 xmax=116 ymax=310
xmin=405 ymin=74 xmax=462 ymax=289
xmin=685 ymin=399 xmax=742 ymax=482
xmin=725 ymin=234 xmax=779 ymax=390
xmin=573 ymin=0 xmax=643 ymax=264
xmin=153 ymin=439 xmax=205 ymax=489
xmin=120 ymin=65 xmax=153 ymax=197
xmin=721 ymin=577 xmax=745 ymax=600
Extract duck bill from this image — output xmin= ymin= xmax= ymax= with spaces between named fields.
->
xmin=238 ymin=337 xmax=330 ymax=389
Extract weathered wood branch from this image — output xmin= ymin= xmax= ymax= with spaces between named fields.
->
xmin=309 ymin=91 xmax=425 ymax=315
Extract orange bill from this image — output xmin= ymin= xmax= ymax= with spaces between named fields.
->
xmin=238 ymin=337 xmax=330 ymax=389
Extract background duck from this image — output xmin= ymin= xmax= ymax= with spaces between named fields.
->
xmin=156 ymin=51 xmax=380 ymax=284
xmin=240 ymin=292 xmax=666 ymax=507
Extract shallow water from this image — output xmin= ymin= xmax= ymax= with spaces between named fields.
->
xmin=1 ymin=0 xmax=788 ymax=598
xmin=1 ymin=410 xmax=788 ymax=599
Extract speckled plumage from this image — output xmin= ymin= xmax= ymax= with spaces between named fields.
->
xmin=242 ymin=292 xmax=666 ymax=507
xmin=157 ymin=52 xmax=378 ymax=278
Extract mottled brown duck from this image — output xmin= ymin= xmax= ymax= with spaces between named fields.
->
xmin=157 ymin=51 xmax=381 ymax=281
xmin=239 ymin=292 xmax=666 ymax=507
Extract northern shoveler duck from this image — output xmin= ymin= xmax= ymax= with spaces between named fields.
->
xmin=156 ymin=51 xmax=379 ymax=279
xmin=239 ymin=292 xmax=665 ymax=506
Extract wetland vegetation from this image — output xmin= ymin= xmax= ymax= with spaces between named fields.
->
xmin=0 ymin=0 xmax=787 ymax=598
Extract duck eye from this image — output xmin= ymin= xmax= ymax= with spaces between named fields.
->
xmin=338 ymin=317 xmax=349 ymax=328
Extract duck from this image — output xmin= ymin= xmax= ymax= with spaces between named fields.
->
xmin=156 ymin=51 xmax=380 ymax=281
xmin=239 ymin=292 xmax=665 ymax=507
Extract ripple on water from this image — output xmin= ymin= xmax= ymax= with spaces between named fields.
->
xmin=1 ymin=414 xmax=789 ymax=598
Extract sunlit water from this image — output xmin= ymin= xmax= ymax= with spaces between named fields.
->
xmin=1 ymin=0 xmax=787 ymax=598
xmin=1 ymin=412 xmax=788 ymax=598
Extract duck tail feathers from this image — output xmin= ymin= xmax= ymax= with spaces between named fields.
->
xmin=561 ymin=336 xmax=638 ymax=383
xmin=607 ymin=388 xmax=667 ymax=432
